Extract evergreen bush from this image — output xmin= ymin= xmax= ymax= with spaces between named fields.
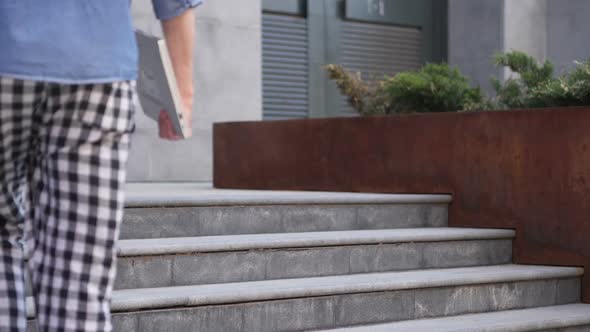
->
xmin=326 ymin=50 xmax=590 ymax=115
xmin=325 ymin=63 xmax=485 ymax=115
xmin=492 ymin=51 xmax=590 ymax=109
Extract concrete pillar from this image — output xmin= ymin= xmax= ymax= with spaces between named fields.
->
xmin=128 ymin=0 xmax=262 ymax=182
xmin=503 ymin=0 xmax=547 ymax=62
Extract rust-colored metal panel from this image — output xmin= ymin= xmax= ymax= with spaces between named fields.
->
xmin=214 ymin=107 xmax=590 ymax=302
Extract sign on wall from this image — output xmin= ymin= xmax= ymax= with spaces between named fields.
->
xmin=345 ymin=0 xmax=430 ymax=27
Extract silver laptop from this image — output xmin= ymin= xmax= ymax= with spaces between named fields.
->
xmin=135 ymin=30 xmax=189 ymax=138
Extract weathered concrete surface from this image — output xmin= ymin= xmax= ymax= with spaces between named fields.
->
xmin=121 ymin=184 xmax=450 ymax=239
xmin=115 ymin=237 xmax=513 ymax=289
xmin=110 ymin=265 xmax=581 ymax=312
xmin=105 ymin=272 xmax=579 ymax=332
xmin=121 ymin=204 xmax=449 ymax=239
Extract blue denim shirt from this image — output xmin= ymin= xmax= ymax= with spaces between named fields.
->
xmin=0 ymin=0 xmax=203 ymax=84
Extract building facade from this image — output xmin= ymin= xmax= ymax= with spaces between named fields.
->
xmin=127 ymin=0 xmax=590 ymax=182
xmin=450 ymin=0 xmax=590 ymax=93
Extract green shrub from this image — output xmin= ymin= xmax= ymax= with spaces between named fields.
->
xmin=326 ymin=51 xmax=590 ymax=116
xmin=324 ymin=64 xmax=377 ymax=116
xmin=380 ymin=63 xmax=486 ymax=114
xmin=492 ymin=51 xmax=590 ymax=109
xmin=325 ymin=63 xmax=485 ymax=115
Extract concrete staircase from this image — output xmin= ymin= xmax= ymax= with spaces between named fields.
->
xmin=28 ymin=183 xmax=590 ymax=331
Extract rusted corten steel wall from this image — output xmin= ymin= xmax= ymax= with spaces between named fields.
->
xmin=214 ymin=107 xmax=590 ymax=302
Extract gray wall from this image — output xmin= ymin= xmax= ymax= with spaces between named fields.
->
xmin=448 ymin=0 xmax=504 ymax=93
xmin=129 ymin=0 xmax=262 ymax=182
xmin=449 ymin=0 xmax=590 ymax=94
xmin=547 ymin=0 xmax=590 ymax=73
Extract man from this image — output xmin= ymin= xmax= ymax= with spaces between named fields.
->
xmin=0 ymin=1 xmax=201 ymax=330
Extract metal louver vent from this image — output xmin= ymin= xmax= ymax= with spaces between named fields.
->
xmin=262 ymin=13 xmax=309 ymax=120
xmin=340 ymin=21 xmax=422 ymax=115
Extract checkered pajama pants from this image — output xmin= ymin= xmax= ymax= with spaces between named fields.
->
xmin=0 ymin=77 xmax=136 ymax=331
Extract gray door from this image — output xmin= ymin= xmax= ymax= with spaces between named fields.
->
xmin=261 ymin=0 xmax=447 ymax=119
xmin=339 ymin=20 xmax=422 ymax=115
xmin=262 ymin=3 xmax=309 ymax=120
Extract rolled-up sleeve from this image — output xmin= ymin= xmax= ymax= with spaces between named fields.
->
xmin=152 ymin=0 xmax=203 ymax=21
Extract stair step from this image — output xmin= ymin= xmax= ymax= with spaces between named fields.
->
xmin=118 ymin=228 xmax=514 ymax=256
xmin=112 ymin=265 xmax=583 ymax=311
xmin=27 ymin=265 xmax=583 ymax=331
xmin=115 ymin=228 xmax=514 ymax=289
xmin=125 ymin=183 xmax=452 ymax=207
xmin=317 ymin=304 xmax=590 ymax=331
xmin=104 ymin=265 xmax=584 ymax=331
xmin=122 ymin=185 xmax=451 ymax=239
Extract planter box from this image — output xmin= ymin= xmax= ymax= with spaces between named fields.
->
xmin=214 ymin=107 xmax=590 ymax=302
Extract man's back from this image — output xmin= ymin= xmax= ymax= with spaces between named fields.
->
xmin=0 ymin=1 xmax=137 ymax=83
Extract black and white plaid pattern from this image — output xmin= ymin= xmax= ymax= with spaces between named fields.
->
xmin=0 ymin=77 xmax=135 ymax=331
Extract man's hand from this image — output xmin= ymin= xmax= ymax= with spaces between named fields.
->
xmin=159 ymin=8 xmax=195 ymax=140
xmin=158 ymin=96 xmax=193 ymax=140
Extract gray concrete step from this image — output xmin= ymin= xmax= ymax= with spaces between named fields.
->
xmin=124 ymin=183 xmax=453 ymax=207
xmin=115 ymin=228 xmax=515 ymax=289
xmin=121 ymin=184 xmax=451 ymax=239
xmin=317 ymin=304 xmax=590 ymax=331
xmin=27 ymin=265 xmax=583 ymax=331
xmin=105 ymin=265 xmax=583 ymax=331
